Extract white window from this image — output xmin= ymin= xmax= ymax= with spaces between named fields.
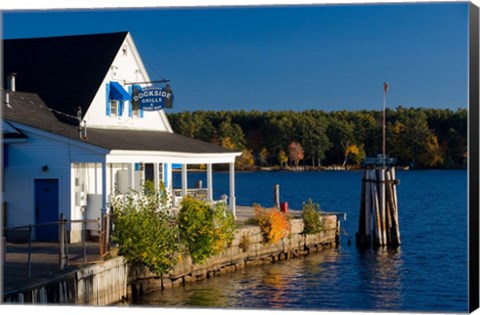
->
xmin=110 ymin=100 xmax=119 ymax=117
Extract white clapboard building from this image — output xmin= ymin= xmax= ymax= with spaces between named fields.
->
xmin=2 ymin=32 xmax=241 ymax=242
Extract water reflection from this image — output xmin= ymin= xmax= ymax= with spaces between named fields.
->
xmin=357 ymin=247 xmax=403 ymax=310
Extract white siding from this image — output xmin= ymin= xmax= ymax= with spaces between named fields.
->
xmin=83 ymin=33 xmax=172 ymax=132
xmin=4 ymin=127 xmax=105 ymax=235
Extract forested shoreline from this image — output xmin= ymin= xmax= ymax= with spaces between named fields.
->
xmin=167 ymin=107 xmax=467 ymax=170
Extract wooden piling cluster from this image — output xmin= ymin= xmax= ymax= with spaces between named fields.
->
xmin=356 ymin=167 xmax=400 ymax=248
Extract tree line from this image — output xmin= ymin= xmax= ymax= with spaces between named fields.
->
xmin=167 ymin=107 xmax=467 ymax=170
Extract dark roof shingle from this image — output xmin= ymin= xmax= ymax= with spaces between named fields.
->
xmin=3 ymin=32 xmax=128 ymax=121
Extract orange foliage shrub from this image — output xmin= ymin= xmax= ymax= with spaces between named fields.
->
xmin=254 ymin=204 xmax=291 ymax=243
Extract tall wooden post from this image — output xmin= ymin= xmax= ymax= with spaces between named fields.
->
xmin=274 ymin=184 xmax=280 ymax=209
xmin=356 ymin=172 xmax=367 ymax=246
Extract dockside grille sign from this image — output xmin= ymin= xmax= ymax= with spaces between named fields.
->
xmin=132 ymin=84 xmax=173 ymax=110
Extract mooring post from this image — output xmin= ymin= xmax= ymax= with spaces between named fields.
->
xmin=356 ymin=170 xmax=367 ymax=246
xmin=274 ymin=184 xmax=280 ymax=209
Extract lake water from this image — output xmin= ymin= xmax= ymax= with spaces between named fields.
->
xmin=134 ymin=170 xmax=468 ymax=312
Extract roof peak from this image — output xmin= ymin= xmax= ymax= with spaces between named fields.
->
xmin=4 ymin=31 xmax=129 ymax=41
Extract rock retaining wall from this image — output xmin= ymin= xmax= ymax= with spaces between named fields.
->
xmin=129 ymin=214 xmax=340 ymax=298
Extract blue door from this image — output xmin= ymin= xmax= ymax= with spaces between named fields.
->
xmin=35 ymin=179 xmax=59 ymax=241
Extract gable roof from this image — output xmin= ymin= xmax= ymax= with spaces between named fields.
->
xmin=3 ymin=91 xmax=237 ymax=155
xmin=3 ymin=32 xmax=128 ymax=122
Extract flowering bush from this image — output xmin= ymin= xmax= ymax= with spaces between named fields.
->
xmin=254 ymin=204 xmax=290 ymax=243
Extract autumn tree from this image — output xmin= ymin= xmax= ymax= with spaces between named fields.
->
xmin=288 ymin=141 xmax=304 ymax=169
xmin=278 ymin=150 xmax=288 ymax=168
xmin=343 ymin=144 xmax=366 ymax=167
xmin=259 ymin=147 xmax=269 ymax=167
xmin=236 ymin=149 xmax=255 ymax=170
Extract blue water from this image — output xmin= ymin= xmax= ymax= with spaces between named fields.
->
xmin=138 ymin=170 xmax=468 ymax=312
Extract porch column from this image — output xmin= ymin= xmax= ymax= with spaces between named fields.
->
xmin=129 ymin=163 xmax=135 ymax=192
xmin=181 ymin=164 xmax=188 ymax=198
xmin=153 ymin=162 xmax=160 ymax=191
xmin=229 ymin=162 xmax=236 ymax=217
xmin=207 ymin=163 xmax=213 ymax=202
xmin=101 ymin=162 xmax=108 ymax=214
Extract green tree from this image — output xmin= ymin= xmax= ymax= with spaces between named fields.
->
xmin=218 ymin=116 xmax=246 ymax=150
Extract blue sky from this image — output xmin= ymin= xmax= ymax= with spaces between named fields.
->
xmin=2 ymin=2 xmax=470 ymax=112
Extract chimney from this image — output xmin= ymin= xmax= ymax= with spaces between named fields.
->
xmin=4 ymin=91 xmax=11 ymax=108
xmin=7 ymin=73 xmax=16 ymax=92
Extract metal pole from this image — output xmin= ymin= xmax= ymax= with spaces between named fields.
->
xmin=27 ymin=225 xmax=32 ymax=279
xmin=64 ymin=220 xmax=69 ymax=266
xmin=82 ymin=221 xmax=87 ymax=263
xmin=59 ymin=214 xmax=65 ymax=271
xmin=98 ymin=217 xmax=103 ymax=258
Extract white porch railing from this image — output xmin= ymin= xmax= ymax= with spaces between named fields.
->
xmin=172 ymin=188 xmax=208 ymax=207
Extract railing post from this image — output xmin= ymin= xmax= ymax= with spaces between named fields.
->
xmin=98 ymin=217 xmax=103 ymax=258
xmin=27 ymin=225 xmax=32 ymax=279
xmin=82 ymin=221 xmax=87 ymax=263
xmin=58 ymin=213 xmax=66 ymax=271
xmin=103 ymin=214 xmax=110 ymax=257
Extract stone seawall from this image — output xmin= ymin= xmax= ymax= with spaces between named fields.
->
xmin=128 ymin=214 xmax=340 ymax=299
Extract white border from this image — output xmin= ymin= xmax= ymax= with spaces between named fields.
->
xmin=0 ymin=0 xmax=478 ymax=11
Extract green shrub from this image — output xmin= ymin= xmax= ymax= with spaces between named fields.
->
xmin=244 ymin=217 xmax=258 ymax=225
xmin=238 ymin=233 xmax=251 ymax=252
xmin=301 ymin=198 xmax=324 ymax=235
xmin=111 ymin=185 xmax=179 ymax=275
xmin=178 ymin=197 xmax=236 ymax=264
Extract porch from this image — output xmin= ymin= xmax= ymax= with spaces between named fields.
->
xmin=70 ymin=152 xmax=240 ymax=242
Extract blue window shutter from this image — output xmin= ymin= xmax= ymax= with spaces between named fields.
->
xmin=3 ymin=144 xmax=8 ymax=168
xmin=135 ymin=163 xmax=140 ymax=171
xmin=128 ymin=86 xmax=133 ymax=117
xmin=163 ymin=163 xmax=169 ymax=187
xmin=106 ymin=83 xmax=111 ymax=116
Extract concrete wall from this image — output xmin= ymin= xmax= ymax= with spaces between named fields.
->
xmin=128 ymin=214 xmax=340 ymax=298
xmin=3 ymin=257 xmax=127 ymax=305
